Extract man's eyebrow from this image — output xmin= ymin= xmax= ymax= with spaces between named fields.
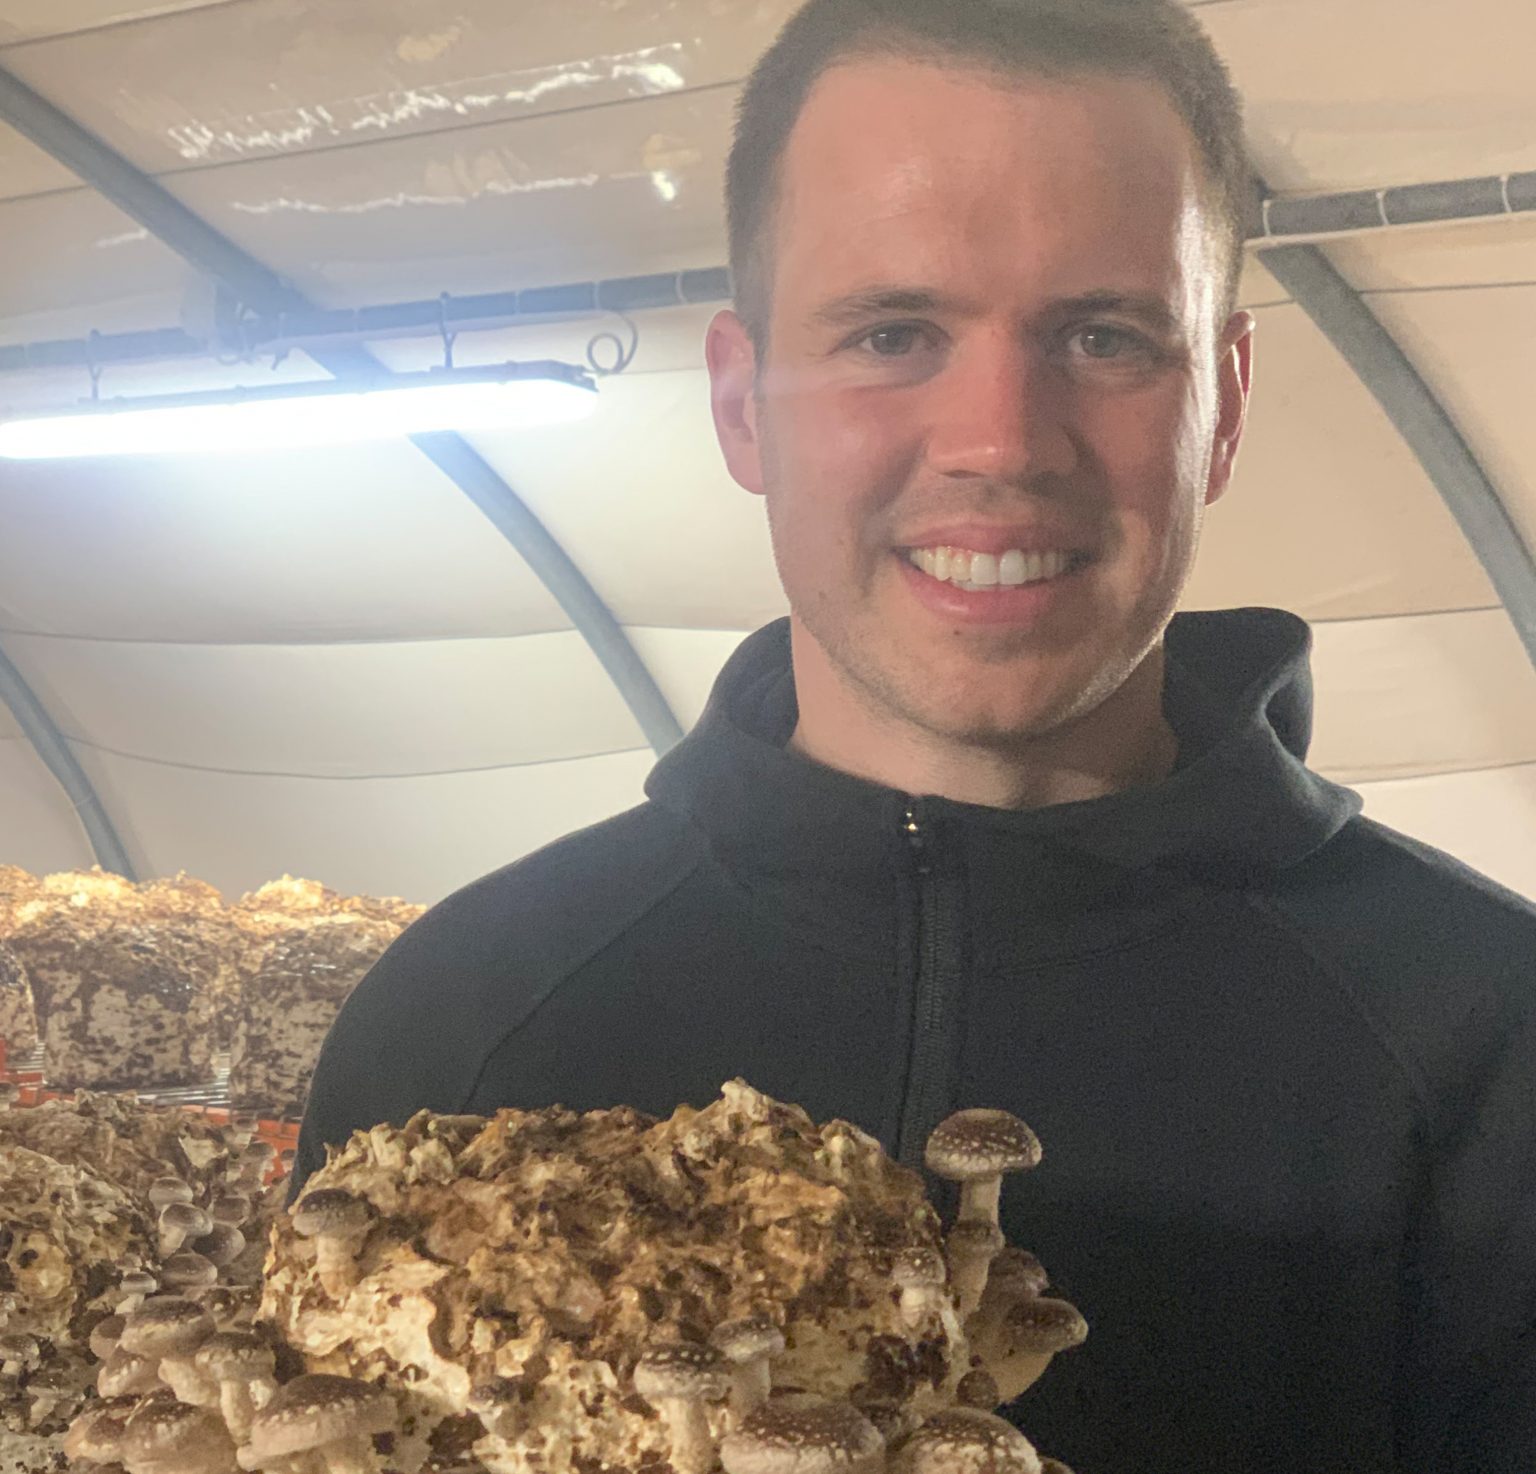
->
xmin=807 ymin=286 xmax=1183 ymax=334
xmin=1053 ymin=291 xmax=1182 ymax=334
xmin=808 ymin=288 xmax=960 ymax=329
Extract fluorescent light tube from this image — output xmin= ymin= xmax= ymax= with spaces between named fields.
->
xmin=0 ymin=363 xmax=598 ymax=460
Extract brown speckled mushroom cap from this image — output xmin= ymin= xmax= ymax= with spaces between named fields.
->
xmin=986 ymin=1249 xmax=1049 ymax=1300
xmin=292 ymin=1187 xmax=374 ymax=1239
xmin=633 ymin=1342 xmax=731 ymax=1403
xmin=98 ymin=1348 xmax=161 ymax=1398
xmin=1039 ymin=1461 xmax=1075 ymax=1474
xmin=192 ymin=1223 xmax=247 ymax=1268
xmin=64 ymin=1397 xmax=136 ymax=1464
xmin=122 ymin=1398 xmax=237 ymax=1474
xmin=721 ymin=1396 xmax=884 ymax=1474
xmin=119 ymin=1270 xmax=160 ymax=1300
xmin=923 ymin=1112 xmax=1041 ymax=1182
xmin=159 ymin=1202 xmax=213 ymax=1239
xmin=891 ymin=1409 xmax=1042 ymax=1474
xmin=193 ymin=1330 xmax=276 ymax=1380
xmin=160 ymin=1251 xmax=219 ymax=1293
xmin=89 ymin=1313 xmax=127 ymax=1361
xmin=248 ymin=1374 xmax=395 ymax=1461
xmin=210 ymin=1194 xmax=251 ymax=1227
xmin=955 ymin=1369 xmax=1000 ymax=1409
xmin=148 ymin=1177 xmax=195 ymax=1211
xmin=1004 ymin=1298 xmax=1088 ymax=1354
xmin=711 ymin=1314 xmax=786 ymax=1364
xmin=0 ymin=1332 xmax=41 ymax=1366
xmin=119 ymin=1297 xmax=214 ymax=1359
xmin=892 ymin=1247 xmax=946 ymax=1289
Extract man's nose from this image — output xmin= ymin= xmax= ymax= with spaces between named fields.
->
xmin=923 ymin=334 xmax=1077 ymax=484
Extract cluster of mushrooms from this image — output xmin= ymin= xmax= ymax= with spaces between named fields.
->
xmin=53 ymin=1098 xmax=1086 ymax=1474
xmin=626 ymin=1109 xmax=1083 ymax=1474
xmin=21 ymin=1117 xmax=292 ymax=1466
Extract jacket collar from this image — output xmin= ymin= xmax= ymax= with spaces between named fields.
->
xmin=646 ymin=610 xmax=1361 ymax=957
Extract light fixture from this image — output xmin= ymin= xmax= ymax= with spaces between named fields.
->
xmin=0 ymin=361 xmax=598 ymax=460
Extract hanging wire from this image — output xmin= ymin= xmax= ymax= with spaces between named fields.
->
xmin=438 ymin=291 xmax=459 ymax=370
xmin=84 ymin=330 xmax=103 ymax=402
xmin=586 ymin=312 xmax=639 ymax=376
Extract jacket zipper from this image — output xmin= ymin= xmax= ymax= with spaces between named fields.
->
xmin=896 ymin=800 xmax=953 ymax=1170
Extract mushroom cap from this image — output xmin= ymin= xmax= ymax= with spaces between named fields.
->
xmin=1039 ymin=1462 xmax=1075 ymax=1474
xmin=90 ymin=1312 xmax=127 ymax=1361
xmin=210 ymin=1194 xmax=252 ymax=1227
xmin=721 ymin=1395 xmax=884 ymax=1474
xmin=891 ymin=1409 xmax=1042 ymax=1474
xmin=923 ymin=1111 xmax=1041 ymax=1182
xmin=955 ymin=1369 xmax=1000 ymax=1409
xmin=119 ymin=1297 xmax=215 ymax=1359
xmin=1003 ymin=1298 xmax=1088 ymax=1354
xmin=292 ymin=1187 xmax=374 ymax=1239
xmin=892 ymin=1247 xmax=947 ymax=1289
xmin=947 ymin=1220 xmax=1005 ymax=1259
xmin=119 ymin=1270 xmax=160 ymax=1298
xmin=194 ymin=1330 xmax=276 ymax=1380
xmin=159 ymin=1202 xmax=214 ymax=1238
xmin=148 ymin=1177 xmax=195 ymax=1210
xmin=0 ymin=1332 xmax=41 ymax=1364
xmin=64 ymin=1397 xmax=136 ymax=1463
xmin=633 ymin=1342 xmax=731 ymax=1404
xmin=160 ymin=1251 xmax=220 ymax=1292
xmin=122 ymin=1397 xmax=236 ymax=1474
xmin=193 ymin=1223 xmax=247 ymax=1268
xmin=248 ymin=1374 xmax=395 ymax=1460
xmin=711 ymin=1314 xmax=787 ymax=1364
xmin=98 ymin=1348 xmax=161 ymax=1397
xmin=985 ymin=1249 xmax=1049 ymax=1301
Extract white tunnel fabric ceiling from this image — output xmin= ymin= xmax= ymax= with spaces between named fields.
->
xmin=0 ymin=0 xmax=1533 ymax=905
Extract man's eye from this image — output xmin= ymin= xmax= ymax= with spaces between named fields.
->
xmin=857 ymin=324 xmax=928 ymax=357
xmin=1073 ymin=325 xmax=1153 ymax=361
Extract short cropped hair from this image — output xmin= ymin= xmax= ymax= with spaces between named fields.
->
xmin=726 ymin=0 xmax=1256 ymax=351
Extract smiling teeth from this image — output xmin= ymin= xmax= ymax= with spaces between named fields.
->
xmin=908 ymin=547 xmax=1073 ymax=590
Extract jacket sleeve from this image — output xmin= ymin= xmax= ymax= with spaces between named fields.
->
xmin=289 ymin=908 xmax=502 ymax=1199
xmin=1408 ymin=1005 xmax=1536 ymax=1471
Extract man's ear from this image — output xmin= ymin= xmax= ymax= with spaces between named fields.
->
xmin=706 ymin=309 xmax=765 ymax=497
xmin=1205 ymin=310 xmax=1255 ymax=507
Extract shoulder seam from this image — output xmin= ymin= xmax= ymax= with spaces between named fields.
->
xmin=1242 ymin=889 xmax=1437 ymax=1127
xmin=452 ymin=822 xmax=709 ymax=1112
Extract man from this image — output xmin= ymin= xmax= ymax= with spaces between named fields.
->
xmin=296 ymin=1 xmax=1536 ymax=1469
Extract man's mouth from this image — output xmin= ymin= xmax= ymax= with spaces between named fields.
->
xmin=902 ymin=546 xmax=1087 ymax=594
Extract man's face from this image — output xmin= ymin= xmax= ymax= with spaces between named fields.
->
xmin=708 ymin=59 xmax=1253 ymax=748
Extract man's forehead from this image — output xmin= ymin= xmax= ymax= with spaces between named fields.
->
xmin=771 ymin=57 xmax=1215 ymax=320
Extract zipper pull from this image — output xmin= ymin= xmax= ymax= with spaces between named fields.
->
xmin=902 ymin=804 xmax=931 ymax=873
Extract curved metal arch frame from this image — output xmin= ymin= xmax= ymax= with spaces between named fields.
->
xmin=0 ymin=68 xmax=685 ymax=827
xmin=0 ymin=642 xmax=136 ymax=877
xmin=1258 ymin=243 xmax=1536 ymax=669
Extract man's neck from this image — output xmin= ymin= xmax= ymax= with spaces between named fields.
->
xmin=786 ymin=635 xmax=1179 ymax=811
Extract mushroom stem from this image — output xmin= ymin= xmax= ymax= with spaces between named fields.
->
xmin=314 ymin=1236 xmax=363 ymax=1299
xmin=729 ymin=1357 xmax=772 ymax=1418
xmin=314 ymin=1432 xmax=379 ymax=1474
xmin=987 ymin=1350 xmax=1054 ymax=1403
xmin=958 ymin=1176 xmax=1002 ymax=1229
xmin=899 ymin=1283 xmax=944 ymax=1332
xmin=221 ymin=1375 xmax=279 ymax=1444
xmin=161 ymin=1354 xmax=223 ymax=1408
xmin=657 ymin=1397 xmax=716 ymax=1474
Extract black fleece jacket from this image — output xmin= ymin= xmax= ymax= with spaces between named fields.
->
xmin=297 ymin=609 xmax=1536 ymax=1474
